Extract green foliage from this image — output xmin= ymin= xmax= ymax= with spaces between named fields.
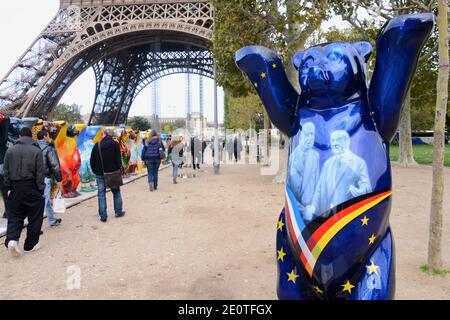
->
xmin=227 ymin=93 xmax=265 ymax=131
xmin=212 ymin=0 xmax=278 ymax=96
xmin=212 ymin=0 xmax=332 ymax=97
xmin=420 ymin=264 xmax=450 ymax=276
xmin=127 ymin=116 xmax=151 ymax=132
xmin=389 ymin=144 xmax=450 ymax=167
xmin=51 ymin=103 xmax=84 ymax=123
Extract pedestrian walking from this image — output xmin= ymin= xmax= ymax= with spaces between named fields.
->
xmin=234 ymin=135 xmax=243 ymax=162
xmin=201 ymin=138 xmax=207 ymax=164
xmin=4 ymin=127 xmax=45 ymax=257
xmin=90 ymin=128 xmax=125 ymax=222
xmin=142 ymin=130 xmax=165 ymax=192
xmin=37 ymin=130 xmax=63 ymax=227
xmin=168 ymin=137 xmax=184 ymax=184
xmin=226 ymin=138 xmax=234 ymax=162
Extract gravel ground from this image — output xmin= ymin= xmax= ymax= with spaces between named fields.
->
xmin=0 ymin=163 xmax=449 ymax=300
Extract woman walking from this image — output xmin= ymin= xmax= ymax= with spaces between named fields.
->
xmin=142 ymin=130 xmax=165 ymax=192
xmin=168 ymin=137 xmax=185 ymax=184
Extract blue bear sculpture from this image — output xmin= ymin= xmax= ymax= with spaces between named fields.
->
xmin=236 ymin=14 xmax=434 ymax=300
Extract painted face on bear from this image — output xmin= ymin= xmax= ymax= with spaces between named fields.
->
xmin=293 ymin=42 xmax=372 ymax=108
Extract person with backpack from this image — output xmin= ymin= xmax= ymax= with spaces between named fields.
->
xmin=37 ymin=130 xmax=63 ymax=227
xmin=142 ymin=130 xmax=165 ymax=192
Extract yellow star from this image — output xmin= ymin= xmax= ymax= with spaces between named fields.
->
xmin=277 ymin=219 xmax=285 ymax=232
xmin=341 ymin=280 xmax=355 ymax=294
xmin=361 ymin=216 xmax=369 ymax=226
xmin=261 ymin=72 xmax=267 ymax=79
xmin=272 ymin=63 xmax=277 ymax=69
xmin=313 ymin=285 xmax=324 ymax=295
xmin=287 ymin=270 xmax=300 ymax=283
xmin=277 ymin=247 xmax=287 ymax=262
xmin=368 ymin=234 xmax=377 ymax=245
xmin=366 ymin=261 xmax=380 ymax=275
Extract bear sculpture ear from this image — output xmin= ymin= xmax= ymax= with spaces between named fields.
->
xmin=292 ymin=51 xmax=305 ymax=71
xmin=351 ymin=41 xmax=373 ymax=62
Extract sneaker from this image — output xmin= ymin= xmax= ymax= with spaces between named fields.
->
xmin=197 ymin=164 xmax=200 ymax=169
xmin=24 ymin=243 xmax=42 ymax=254
xmin=115 ymin=211 xmax=126 ymax=218
xmin=100 ymin=217 xmax=107 ymax=223
xmin=150 ymin=185 xmax=154 ymax=192
xmin=7 ymin=240 xmax=22 ymax=258
xmin=50 ymin=219 xmax=62 ymax=227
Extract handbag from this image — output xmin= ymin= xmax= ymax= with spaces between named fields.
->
xmin=159 ymin=143 xmax=166 ymax=160
xmin=159 ymin=149 xmax=166 ymax=160
xmin=99 ymin=140 xmax=123 ymax=189
xmin=52 ymin=190 xmax=66 ymax=214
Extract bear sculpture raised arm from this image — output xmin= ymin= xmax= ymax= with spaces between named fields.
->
xmin=236 ymin=13 xmax=434 ymax=300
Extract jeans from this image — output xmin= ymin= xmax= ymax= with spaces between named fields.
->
xmin=44 ymin=177 xmax=58 ymax=225
xmin=172 ymin=163 xmax=179 ymax=179
xmin=145 ymin=160 xmax=160 ymax=189
xmin=96 ymin=176 xmax=123 ymax=219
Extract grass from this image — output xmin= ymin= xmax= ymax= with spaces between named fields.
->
xmin=389 ymin=144 xmax=450 ymax=167
xmin=420 ymin=264 xmax=450 ymax=276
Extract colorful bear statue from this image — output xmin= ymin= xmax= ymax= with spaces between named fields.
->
xmin=54 ymin=121 xmax=81 ymax=198
xmin=236 ymin=14 xmax=434 ymax=300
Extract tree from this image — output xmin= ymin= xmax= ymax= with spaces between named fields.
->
xmin=227 ymin=93 xmax=265 ymax=131
xmin=163 ymin=124 xmax=174 ymax=133
xmin=330 ymin=0 xmax=440 ymax=166
xmin=127 ymin=116 xmax=151 ymax=132
xmin=213 ymin=0 xmax=333 ymax=182
xmin=50 ymin=103 xmax=84 ymax=124
xmin=428 ymin=0 xmax=448 ymax=271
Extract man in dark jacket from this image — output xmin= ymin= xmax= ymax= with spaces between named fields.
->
xmin=4 ymin=127 xmax=45 ymax=257
xmin=90 ymin=128 xmax=125 ymax=222
xmin=37 ymin=130 xmax=63 ymax=227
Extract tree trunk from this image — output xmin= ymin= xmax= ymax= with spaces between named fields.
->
xmin=264 ymin=110 xmax=270 ymax=166
xmin=398 ymin=89 xmax=418 ymax=167
xmin=428 ymin=0 xmax=449 ymax=271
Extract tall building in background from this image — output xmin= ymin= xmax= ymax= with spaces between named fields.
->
xmin=199 ymin=76 xmax=204 ymax=137
xmin=151 ymin=80 xmax=161 ymax=132
xmin=186 ymin=73 xmax=192 ymax=131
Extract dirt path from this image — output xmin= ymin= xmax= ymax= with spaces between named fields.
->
xmin=0 ymin=163 xmax=449 ymax=300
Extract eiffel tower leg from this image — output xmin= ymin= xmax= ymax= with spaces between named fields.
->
xmin=89 ymin=51 xmax=144 ymax=126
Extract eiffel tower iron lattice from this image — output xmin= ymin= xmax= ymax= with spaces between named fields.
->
xmin=0 ymin=0 xmax=214 ymax=125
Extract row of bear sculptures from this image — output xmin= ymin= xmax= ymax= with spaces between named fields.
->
xmin=0 ymin=115 xmax=150 ymax=199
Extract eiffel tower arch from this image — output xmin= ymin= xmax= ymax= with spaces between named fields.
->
xmin=0 ymin=0 xmax=214 ymax=125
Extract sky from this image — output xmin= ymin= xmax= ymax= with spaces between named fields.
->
xmin=0 ymin=0 xmax=225 ymax=123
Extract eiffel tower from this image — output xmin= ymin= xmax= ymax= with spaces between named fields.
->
xmin=0 ymin=0 xmax=214 ymax=125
